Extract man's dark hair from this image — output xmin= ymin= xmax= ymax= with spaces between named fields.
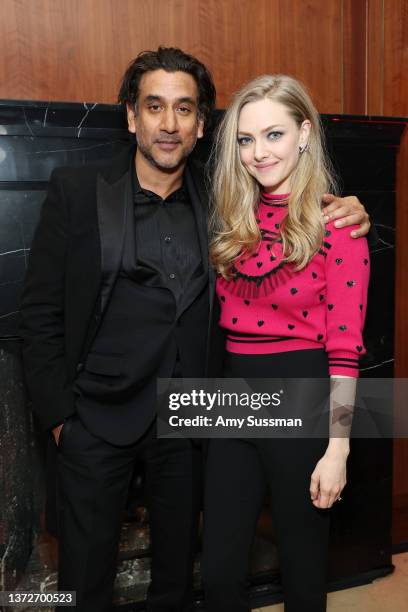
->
xmin=118 ymin=46 xmax=216 ymax=128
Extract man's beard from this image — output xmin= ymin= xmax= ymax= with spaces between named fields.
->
xmin=137 ymin=139 xmax=196 ymax=172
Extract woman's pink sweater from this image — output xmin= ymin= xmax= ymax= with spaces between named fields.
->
xmin=216 ymin=193 xmax=370 ymax=377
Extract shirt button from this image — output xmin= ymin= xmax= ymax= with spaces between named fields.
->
xmin=169 ymin=273 xmax=176 ymax=279
xmin=164 ymin=236 xmax=172 ymax=243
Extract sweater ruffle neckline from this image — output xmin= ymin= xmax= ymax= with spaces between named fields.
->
xmin=260 ymin=192 xmax=290 ymax=207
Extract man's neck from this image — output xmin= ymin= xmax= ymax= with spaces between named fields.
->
xmin=135 ymin=151 xmax=185 ymax=199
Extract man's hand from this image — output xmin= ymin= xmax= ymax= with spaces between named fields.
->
xmin=321 ymin=194 xmax=370 ymax=238
xmin=52 ymin=423 xmax=64 ymax=446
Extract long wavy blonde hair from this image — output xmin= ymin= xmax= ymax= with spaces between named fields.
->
xmin=209 ymin=74 xmax=337 ymax=278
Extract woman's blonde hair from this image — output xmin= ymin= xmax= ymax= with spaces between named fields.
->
xmin=209 ymin=74 xmax=337 ymax=277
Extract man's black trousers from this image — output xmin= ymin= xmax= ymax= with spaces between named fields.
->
xmin=55 ymin=416 xmax=201 ymax=612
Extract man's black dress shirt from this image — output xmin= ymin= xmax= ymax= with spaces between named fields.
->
xmin=123 ymin=164 xmax=204 ymax=317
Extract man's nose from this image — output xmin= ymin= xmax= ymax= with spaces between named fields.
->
xmin=160 ymin=109 xmax=178 ymax=133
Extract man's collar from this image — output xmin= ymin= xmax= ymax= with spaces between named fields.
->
xmin=131 ymin=160 xmax=188 ymax=204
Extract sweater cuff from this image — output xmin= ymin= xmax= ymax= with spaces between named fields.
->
xmin=328 ymin=350 xmax=361 ymax=378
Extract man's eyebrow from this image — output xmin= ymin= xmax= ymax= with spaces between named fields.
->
xmin=143 ymin=95 xmax=162 ymax=104
xmin=142 ymin=94 xmax=197 ymax=106
xmin=177 ymin=96 xmax=197 ymax=106
xmin=238 ymin=124 xmax=285 ymax=136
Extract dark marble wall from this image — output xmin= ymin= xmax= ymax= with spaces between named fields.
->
xmin=0 ymin=99 xmax=405 ymax=606
xmin=0 ymin=339 xmax=45 ymax=591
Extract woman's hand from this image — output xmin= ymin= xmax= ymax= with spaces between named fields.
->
xmin=309 ymin=444 xmax=349 ymax=509
xmin=321 ymin=193 xmax=370 ymax=237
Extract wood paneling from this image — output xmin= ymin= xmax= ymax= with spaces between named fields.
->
xmin=198 ymin=0 xmax=342 ymax=112
xmin=0 ymin=2 xmax=404 ymax=112
xmin=367 ymin=0 xmax=408 ymax=118
xmin=383 ymin=0 xmax=408 ymax=117
xmin=0 ymin=0 xmax=343 ymax=112
xmin=0 ymin=0 xmax=202 ymax=103
xmin=343 ymin=0 xmax=367 ymax=114
xmin=367 ymin=0 xmax=384 ymax=114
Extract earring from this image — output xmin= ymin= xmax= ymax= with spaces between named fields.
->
xmin=299 ymin=144 xmax=308 ymax=154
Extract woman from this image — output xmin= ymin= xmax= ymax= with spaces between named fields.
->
xmin=203 ymin=75 xmax=369 ymax=611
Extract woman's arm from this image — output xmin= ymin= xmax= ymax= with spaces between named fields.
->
xmin=310 ymin=375 xmax=356 ymax=509
xmin=309 ymin=221 xmax=370 ymax=509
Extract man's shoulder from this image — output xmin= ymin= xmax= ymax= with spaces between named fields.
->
xmin=51 ymin=163 xmax=98 ymax=183
xmin=186 ymin=156 xmax=208 ymax=195
xmin=188 ymin=156 xmax=206 ymax=177
xmin=50 ymin=143 xmax=134 ymax=188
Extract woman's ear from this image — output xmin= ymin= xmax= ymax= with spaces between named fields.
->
xmin=299 ymin=119 xmax=311 ymax=150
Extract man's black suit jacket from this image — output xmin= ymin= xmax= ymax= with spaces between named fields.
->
xmin=20 ymin=144 xmax=224 ymax=433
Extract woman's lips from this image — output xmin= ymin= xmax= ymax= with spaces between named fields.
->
xmin=254 ymin=161 xmax=279 ymax=171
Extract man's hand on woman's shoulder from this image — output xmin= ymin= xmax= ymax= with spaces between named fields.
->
xmin=321 ymin=194 xmax=370 ymax=238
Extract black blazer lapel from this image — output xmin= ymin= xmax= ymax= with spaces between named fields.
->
xmin=184 ymin=159 xmax=209 ymax=275
xmin=96 ymin=170 xmax=131 ymax=312
xmin=184 ymin=159 xmax=219 ymax=357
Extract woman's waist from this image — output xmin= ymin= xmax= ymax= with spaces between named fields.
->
xmin=225 ymin=333 xmax=323 ymax=355
xmin=223 ymin=346 xmax=329 ymax=378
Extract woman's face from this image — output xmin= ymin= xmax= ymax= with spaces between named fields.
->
xmin=237 ymin=98 xmax=310 ymax=194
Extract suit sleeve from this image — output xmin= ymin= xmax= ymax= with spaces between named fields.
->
xmin=19 ymin=169 xmax=76 ymax=430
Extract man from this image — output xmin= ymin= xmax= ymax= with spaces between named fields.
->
xmin=20 ymin=47 xmax=370 ymax=611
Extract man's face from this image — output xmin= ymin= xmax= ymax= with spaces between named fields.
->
xmin=127 ymin=69 xmax=204 ymax=172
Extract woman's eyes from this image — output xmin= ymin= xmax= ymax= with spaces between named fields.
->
xmin=267 ymin=131 xmax=284 ymax=140
xmin=238 ymin=131 xmax=284 ymax=146
xmin=238 ymin=136 xmax=252 ymax=146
